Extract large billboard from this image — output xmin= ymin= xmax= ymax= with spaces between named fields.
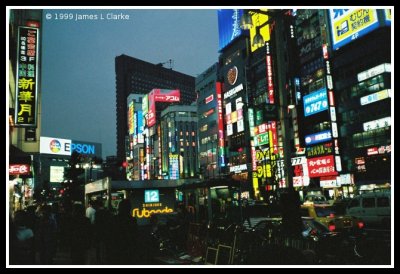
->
xmin=40 ymin=137 xmax=72 ymax=156
xmin=329 ymin=9 xmax=380 ymax=50
xmin=218 ymin=9 xmax=244 ymax=50
xmin=250 ymin=10 xmax=270 ymax=52
xmin=15 ymin=26 xmax=39 ymax=127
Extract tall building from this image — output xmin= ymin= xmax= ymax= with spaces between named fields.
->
xmin=115 ymin=54 xmax=196 ymax=170
xmin=330 ymin=9 xmax=391 ymax=191
xmin=160 ymin=105 xmax=198 ymax=180
xmin=294 ymin=9 xmax=342 ymax=200
xmin=195 ymin=63 xmax=223 ymax=179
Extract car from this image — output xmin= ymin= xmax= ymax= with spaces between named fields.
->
xmin=346 ymin=190 xmax=391 ymax=229
xmin=300 ymin=204 xmax=365 ymax=235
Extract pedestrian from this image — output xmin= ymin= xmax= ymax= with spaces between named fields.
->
xmin=108 ymin=199 xmax=138 ymax=264
xmin=10 ymin=210 xmax=35 ymax=265
xmin=242 ymin=199 xmax=251 ymax=228
xmin=86 ymin=200 xmax=96 ymax=225
xmin=69 ymin=203 xmax=91 ymax=265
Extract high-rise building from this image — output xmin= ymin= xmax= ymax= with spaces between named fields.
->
xmin=160 ymin=105 xmax=198 ymax=180
xmin=115 ymin=54 xmax=196 ymax=172
xmin=330 ymin=9 xmax=391 ymax=191
xmin=196 ymin=63 xmax=223 ymax=179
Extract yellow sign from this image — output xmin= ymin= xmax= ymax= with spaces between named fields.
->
xmin=330 ymin=9 xmax=379 ymax=50
xmin=250 ymin=10 xmax=270 ymax=52
xmin=132 ymin=206 xmax=174 ymax=218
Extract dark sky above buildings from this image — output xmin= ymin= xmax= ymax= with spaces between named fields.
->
xmin=41 ymin=8 xmax=219 ymax=159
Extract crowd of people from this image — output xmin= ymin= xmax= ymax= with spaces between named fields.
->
xmin=9 ymin=198 xmax=140 ymax=265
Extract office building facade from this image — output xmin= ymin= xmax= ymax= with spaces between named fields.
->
xmin=115 ymin=54 xmax=195 ymax=170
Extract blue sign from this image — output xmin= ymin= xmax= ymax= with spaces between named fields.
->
xmin=218 ymin=9 xmax=244 ymax=50
xmin=144 ymin=189 xmax=159 ymax=203
xmin=303 ymin=88 xmax=328 ymax=117
xmin=305 ymin=130 xmax=332 ymax=146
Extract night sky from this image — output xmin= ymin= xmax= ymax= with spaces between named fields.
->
xmin=41 ymin=8 xmax=219 ymax=159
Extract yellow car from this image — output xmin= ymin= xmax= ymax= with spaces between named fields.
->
xmin=300 ymin=204 xmax=364 ymax=234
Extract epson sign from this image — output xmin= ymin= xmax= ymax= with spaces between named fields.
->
xmin=71 ymin=143 xmax=95 ymax=154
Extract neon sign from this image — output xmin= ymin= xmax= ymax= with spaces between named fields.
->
xmin=132 ymin=206 xmax=174 ymax=218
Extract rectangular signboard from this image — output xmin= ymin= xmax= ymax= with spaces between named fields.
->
xmin=303 ymin=88 xmax=328 ymax=117
xmin=329 ymin=9 xmax=380 ymax=50
xmin=15 ymin=27 xmax=39 ymax=127
xmin=307 ymin=155 xmax=337 ymax=178
xmin=40 ymin=136 xmax=72 ymax=156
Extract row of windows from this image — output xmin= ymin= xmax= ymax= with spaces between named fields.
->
xmin=334 ymin=54 xmax=387 ymax=87
xmin=348 ymin=196 xmax=389 ymax=208
xmin=338 ymin=74 xmax=388 ymax=105
xmin=352 ymin=128 xmax=390 ymax=149
xmin=341 ymin=100 xmax=390 ymax=125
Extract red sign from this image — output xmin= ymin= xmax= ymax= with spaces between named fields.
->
xmin=307 ymin=155 xmax=337 ymax=178
xmin=147 ymin=90 xmax=156 ymax=127
xmin=266 ymin=55 xmax=275 ymax=104
xmin=9 ymin=164 xmax=31 ymax=175
xmin=255 ymin=123 xmax=269 ymax=135
xmin=153 ymin=89 xmax=180 ymax=102
xmin=205 ymin=94 xmax=214 ymax=104
xmin=216 ymin=82 xmax=225 ymax=166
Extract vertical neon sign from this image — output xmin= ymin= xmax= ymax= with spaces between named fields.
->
xmin=216 ymin=82 xmax=225 ymax=167
xmin=265 ymin=42 xmax=275 ymax=104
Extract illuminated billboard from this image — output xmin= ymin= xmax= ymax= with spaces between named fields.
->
xmin=307 ymin=155 xmax=337 ymax=178
xmin=128 ymin=101 xmax=134 ymax=135
xmin=329 ymin=9 xmax=380 ymax=50
xmin=147 ymin=90 xmax=156 ymax=127
xmin=250 ymin=10 xmax=270 ymax=52
xmin=144 ymin=189 xmax=159 ymax=203
xmin=142 ymin=94 xmax=148 ymax=116
xmin=216 ymin=82 xmax=226 ymax=167
xmin=266 ymin=54 xmax=275 ymax=104
xmin=303 ymin=87 xmax=328 ymax=117
xmin=135 ymin=111 xmax=144 ymax=144
xmin=153 ymin=89 xmax=180 ymax=102
xmin=40 ymin=137 xmax=72 ymax=156
xmin=50 ymin=166 xmax=65 ymax=183
xmin=305 ymin=130 xmax=332 ymax=146
xmin=306 ymin=142 xmax=333 ymax=158
xmin=218 ymin=9 xmax=244 ymax=50
xmin=169 ymin=154 xmax=180 ymax=180
xmin=15 ymin=27 xmax=39 ymax=127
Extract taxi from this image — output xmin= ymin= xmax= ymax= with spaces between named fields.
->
xmin=300 ymin=203 xmax=364 ymax=234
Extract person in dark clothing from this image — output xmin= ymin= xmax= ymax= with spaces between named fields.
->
xmin=69 ymin=203 xmax=91 ymax=265
xmin=36 ymin=205 xmax=57 ymax=264
xmin=242 ymin=199 xmax=252 ymax=227
xmin=93 ymin=199 xmax=112 ymax=264
xmin=108 ymin=199 xmax=138 ymax=264
xmin=10 ymin=211 xmax=35 ymax=265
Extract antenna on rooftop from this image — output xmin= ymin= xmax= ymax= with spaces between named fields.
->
xmin=156 ymin=59 xmax=174 ymax=69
